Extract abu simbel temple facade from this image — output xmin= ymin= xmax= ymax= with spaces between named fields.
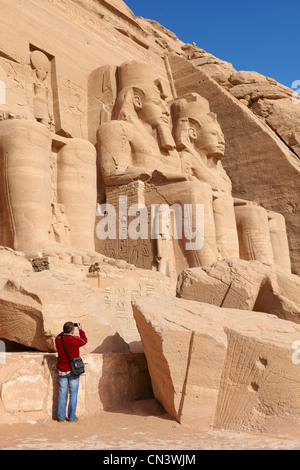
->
xmin=0 ymin=0 xmax=300 ymax=437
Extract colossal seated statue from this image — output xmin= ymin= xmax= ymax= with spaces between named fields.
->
xmin=0 ymin=120 xmax=98 ymax=263
xmin=97 ymin=61 xmax=184 ymax=187
xmin=97 ymin=61 xmax=291 ymax=274
xmin=0 ymin=50 xmax=101 ymax=265
xmin=97 ymin=61 xmax=221 ymax=271
xmin=172 ymin=93 xmax=239 ymax=261
xmin=172 ymin=92 xmax=291 ymax=272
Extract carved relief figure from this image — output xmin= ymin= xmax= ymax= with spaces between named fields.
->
xmin=104 ymin=238 xmax=116 ymax=259
xmin=30 ymin=50 xmax=54 ymax=130
xmin=62 ymin=79 xmax=85 ymax=138
xmin=50 ymin=153 xmax=58 ymax=204
xmin=51 ymin=203 xmax=71 ymax=245
xmin=156 ymin=207 xmax=176 ymax=277
xmin=0 ymin=58 xmax=31 ymax=115
xmin=129 ymin=238 xmax=149 ymax=269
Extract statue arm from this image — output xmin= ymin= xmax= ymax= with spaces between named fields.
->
xmin=150 ymin=169 xmax=197 ymax=184
xmin=233 ymin=198 xmax=258 ymax=206
xmin=103 ymin=166 xmax=153 ymax=185
xmin=97 ymin=121 xmax=153 ymax=186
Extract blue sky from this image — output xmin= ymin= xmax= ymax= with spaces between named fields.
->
xmin=125 ymin=0 xmax=299 ymax=88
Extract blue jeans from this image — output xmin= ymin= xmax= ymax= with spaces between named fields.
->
xmin=57 ymin=372 xmax=80 ymax=421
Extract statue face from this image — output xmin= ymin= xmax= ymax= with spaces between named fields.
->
xmin=36 ymin=68 xmax=48 ymax=82
xmin=134 ymin=87 xmax=170 ymax=128
xmin=194 ymin=118 xmax=225 ymax=159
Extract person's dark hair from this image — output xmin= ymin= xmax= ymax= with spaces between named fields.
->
xmin=63 ymin=322 xmax=74 ymax=334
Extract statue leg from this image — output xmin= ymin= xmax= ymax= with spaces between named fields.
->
xmin=57 ymin=138 xmax=97 ymax=251
xmin=213 ymin=191 xmax=240 ymax=259
xmin=234 ymin=202 xmax=274 ymax=264
xmin=0 ymin=119 xmax=52 ymax=257
xmin=267 ymin=210 xmax=291 ymax=273
xmin=149 ymin=181 xmax=219 ymax=268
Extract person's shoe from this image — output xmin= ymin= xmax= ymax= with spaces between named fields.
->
xmin=58 ymin=419 xmax=67 ymax=423
xmin=67 ymin=417 xmax=79 ymax=423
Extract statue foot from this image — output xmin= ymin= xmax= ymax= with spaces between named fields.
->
xmin=36 ymin=241 xmax=135 ymax=270
xmin=37 ymin=241 xmax=105 ymax=266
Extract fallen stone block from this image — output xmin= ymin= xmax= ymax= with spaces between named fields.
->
xmin=0 ymin=351 xmax=153 ymax=424
xmin=177 ymin=259 xmax=300 ymax=323
xmin=0 ymin=270 xmax=121 ymax=353
xmin=133 ymin=294 xmax=300 ymax=436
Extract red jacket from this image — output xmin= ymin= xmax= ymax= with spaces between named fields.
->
xmin=55 ymin=329 xmax=88 ymax=372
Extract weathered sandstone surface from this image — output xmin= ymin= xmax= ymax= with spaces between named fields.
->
xmin=0 ymin=248 xmax=175 ymax=353
xmin=177 ymin=259 xmax=300 ymax=323
xmin=0 ymin=0 xmax=300 ymax=437
xmin=0 ymin=351 xmax=152 ymax=424
xmin=133 ymin=294 xmax=300 ymax=436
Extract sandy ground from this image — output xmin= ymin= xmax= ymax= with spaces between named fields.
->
xmin=0 ymin=400 xmax=299 ymax=451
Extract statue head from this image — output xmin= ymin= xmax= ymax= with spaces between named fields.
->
xmin=112 ymin=61 xmax=176 ymax=151
xmin=30 ymin=50 xmax=51 ymax=83
xmin=113 ymin=61 xmax=171 ymax=129
xmin=172 ymin=93 xmax=225 ymax=160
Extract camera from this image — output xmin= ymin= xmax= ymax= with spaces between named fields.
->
xmin=73 ymin=323 xmax=78 ymax=327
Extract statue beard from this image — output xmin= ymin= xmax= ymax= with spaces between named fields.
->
xmin=156 ymin=124 xmax=176 ymax=151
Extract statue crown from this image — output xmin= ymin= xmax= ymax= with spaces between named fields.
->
xmin=172 ymin=93 xmax=210 ymax=121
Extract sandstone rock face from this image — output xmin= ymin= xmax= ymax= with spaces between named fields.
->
xmin=0 ymin=270 xmax=120 ymax=353
xmin=133 ymin=295 xmax=300 ymax=436
xmin=0 ymin=249 xmax=175 ymax=353
xmin=1 ymin=374 xmax=48 ymax=412
xmin=177 ymin=259 xmax=268 ymax=310
xmin=0 ymin=352 xmax=153 ymax=424
xmin=169 ymin=55 xmax=300 ymax=275
xmin=255 ymin=269 xmax=300 ymax=324
xmin=0 ymin=0 xmax=300 ymax=436
xmin=184 ymin=45 xmax=300 ymax=161
xmin=226 ymin=73 xmax=300 ymax=159
xmin=0 ymin=0 xmax=298 ymax=274
xmin=0 ymin=247 xmax=33 ymax=276
xmin=177 ymin=259 xmax=300 ymax=323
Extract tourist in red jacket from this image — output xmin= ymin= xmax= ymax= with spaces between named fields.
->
xmin=55 ymin=322 xmax=87 ymax=422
